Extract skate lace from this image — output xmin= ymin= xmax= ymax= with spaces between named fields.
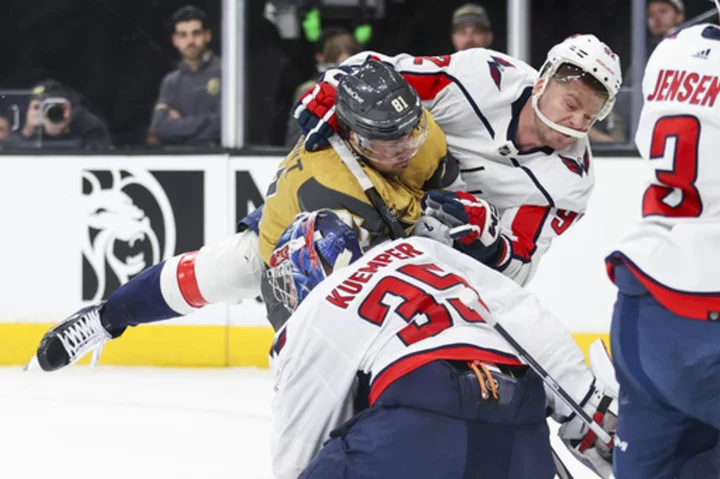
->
xmin=57 ymin=309 xmax=108 ymax=360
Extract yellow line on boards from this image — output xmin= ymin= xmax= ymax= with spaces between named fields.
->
xmin=2 ymin=324 xmax=607 ymax=367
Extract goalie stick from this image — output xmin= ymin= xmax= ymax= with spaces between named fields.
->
xmin=328 ymin=135 xmax=409 ymax=240
xmin=459 ymin=288 xmax=613 ymax=446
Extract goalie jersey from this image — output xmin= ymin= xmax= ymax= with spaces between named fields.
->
xmin=340 ymin=49 xmax=595 ymax=285
xmin=258 ymin=109 xmax=461 ymax=264
xmin=270 ymin=237 xmax=593 ymax=479
xmin=608 ymin=24 xmax=720 ymax=320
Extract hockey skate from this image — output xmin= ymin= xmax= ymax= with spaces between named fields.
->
xmin=25 ymin=302 xmax=125 ymax=372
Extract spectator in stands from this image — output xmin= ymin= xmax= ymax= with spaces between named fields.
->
xmin=0 ymin=114 xmax=11 ymax=143
xmin=624 ymin=0 xmax=685 ymax=88
xmin=451 ymin=4 xmax=493 ymax=51
xmin=285 ymin=28 xmax=361 ymax=147
xmin=647 ymin=0 xmax=685 ymax=53
xmin=592 ymin=0 xmax=685 ymax=146
xmin=150 ymin=5 xmax=221 ymax=147
xmin=588 ymin=112 xmax=626 ymax=144
xmin=19 ymin=80 xmax=112 ymax=150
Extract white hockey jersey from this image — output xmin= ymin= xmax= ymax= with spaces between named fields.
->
xmin=270 ymin=237 xmax=593 ymax=479
xmin=609 ymin=24 xmax=720 ymax=320
xmin=341 ymin=49 xmax=594 ymax=286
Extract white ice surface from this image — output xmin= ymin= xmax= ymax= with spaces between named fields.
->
xmin=0 ymin=367 xmax=599 ymax=479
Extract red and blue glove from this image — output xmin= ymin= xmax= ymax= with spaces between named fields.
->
xmin=421 ymin=191 xmax=509 ymax=267
xmin=293 ymin=67 xmax=353 ymax=151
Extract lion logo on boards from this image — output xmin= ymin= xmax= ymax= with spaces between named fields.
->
xmin=82 ymin=169 xmax=176 ymax=302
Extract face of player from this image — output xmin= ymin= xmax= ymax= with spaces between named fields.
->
xmin=350 ymin=112 xmax=429 ymax=176
xmin=172 ymin=20 xmax=211 ymax=62
xmin=451 ymin=24 xmax=493 ymax=51
xmin=266 ymin=260 xmax=299 ymax=312
xmin=533 ymin=77 xmax=606 ymax=150
xmin=647 ymin=2 xmax=684 ymax=37
xmin=363 ymin=138 xmax=416 ymax=175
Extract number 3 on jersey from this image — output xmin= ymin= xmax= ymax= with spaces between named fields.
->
xmin=642 ymin=115 xmax=703 ymax=218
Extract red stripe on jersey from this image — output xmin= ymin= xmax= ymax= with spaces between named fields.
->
xmin=369 ymin=345 xmax=523 ymax=406
xmin=607 ymin=254 xmax=720 ymax=321
xmin=510 ymin=206 xmax=550 ymax=261
xmin=494 ymin=236 xmax=511 ymax=268
xmin=401 ymin=73 xmax=453 ymax=102
xmin=177 ymin=251 xmax=208 ymax=308
xmin=606 ymin=260 xmax=616 ymax=284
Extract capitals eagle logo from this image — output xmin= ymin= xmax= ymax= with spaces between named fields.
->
xmin=487 ymin=56 xmax=515 ymax=90
xmin=559 ymin=149 xmax=591 ymax=177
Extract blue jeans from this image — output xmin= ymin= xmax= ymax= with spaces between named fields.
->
xmin=611 ymin=264 xmax=720 ymax=478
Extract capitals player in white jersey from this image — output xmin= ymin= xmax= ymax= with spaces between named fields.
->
xmin=26 ymin=36 xmax=621 ymax=378
xmin=267 ymin=210 xmax=618 ymax=479
xmin=607 ymin=3 xmax=720 ymax=477
xmin=295 ymin=34 xmax=622 ymax=285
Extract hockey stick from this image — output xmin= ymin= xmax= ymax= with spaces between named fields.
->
xmin=459 ymin=288 xmax=613 ymax=445
xmin=328 ymin=134 xmax=408 ymax=240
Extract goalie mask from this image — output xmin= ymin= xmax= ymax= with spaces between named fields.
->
xmin=336 ymin=60 xmax=428 ymax=174
xmin=266 ymin=210 xmax=364 ymax=313
xmin=533 ymin=34 xmax=622 ymax=139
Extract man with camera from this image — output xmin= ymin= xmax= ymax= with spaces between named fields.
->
xmin=20 ymin=80 xmax=112 ymax=150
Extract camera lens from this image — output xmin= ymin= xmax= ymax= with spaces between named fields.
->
xmin=45 ymin=104 xmax=65 ymax=124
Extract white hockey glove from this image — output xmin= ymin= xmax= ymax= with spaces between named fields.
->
xmin=558 ymin=340 xmax=618 ymax=479
xmin=412 ymin=215 xmax=454 ymax=246
xmin=421 ymin=191 xmax=509 ymax=268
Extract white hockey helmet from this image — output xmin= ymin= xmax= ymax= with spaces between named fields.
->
xmin=532 ymin=34 xmax=622 ymax=138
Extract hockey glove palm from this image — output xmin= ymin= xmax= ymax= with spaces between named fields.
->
xmin=422 ymin=191 xmax=508 ymax=267
xmin=412 ymin=215 xmax=454 ymax=246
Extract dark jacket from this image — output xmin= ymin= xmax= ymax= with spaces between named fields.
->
xmin=15 ymin=105 xmax=112 ymax=150
xmin=67 ymin=107 xmax=113 ymax=149
xmin=151 ymin=52 xmax=222 ymax=146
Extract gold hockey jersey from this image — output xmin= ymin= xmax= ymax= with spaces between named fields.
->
xmin=259 ymin=110 xmax=460 ymax=264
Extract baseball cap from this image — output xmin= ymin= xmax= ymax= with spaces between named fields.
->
xmin=649 ymin=0 xmax=685 ymax=13
xmin=31 ymin=79 xmax=68 ymax=99
xmin=452 ymin=4 xmax=492 ymax=32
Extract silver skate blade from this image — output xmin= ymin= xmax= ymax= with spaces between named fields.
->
xmin=23 ymin=354 xmax=40 ymax=371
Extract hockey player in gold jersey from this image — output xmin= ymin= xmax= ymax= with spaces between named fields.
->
xmin=259 ymin=60 xmax=463 ymax=264
xmin=27 ymin=60 xmax=466 ymax=372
